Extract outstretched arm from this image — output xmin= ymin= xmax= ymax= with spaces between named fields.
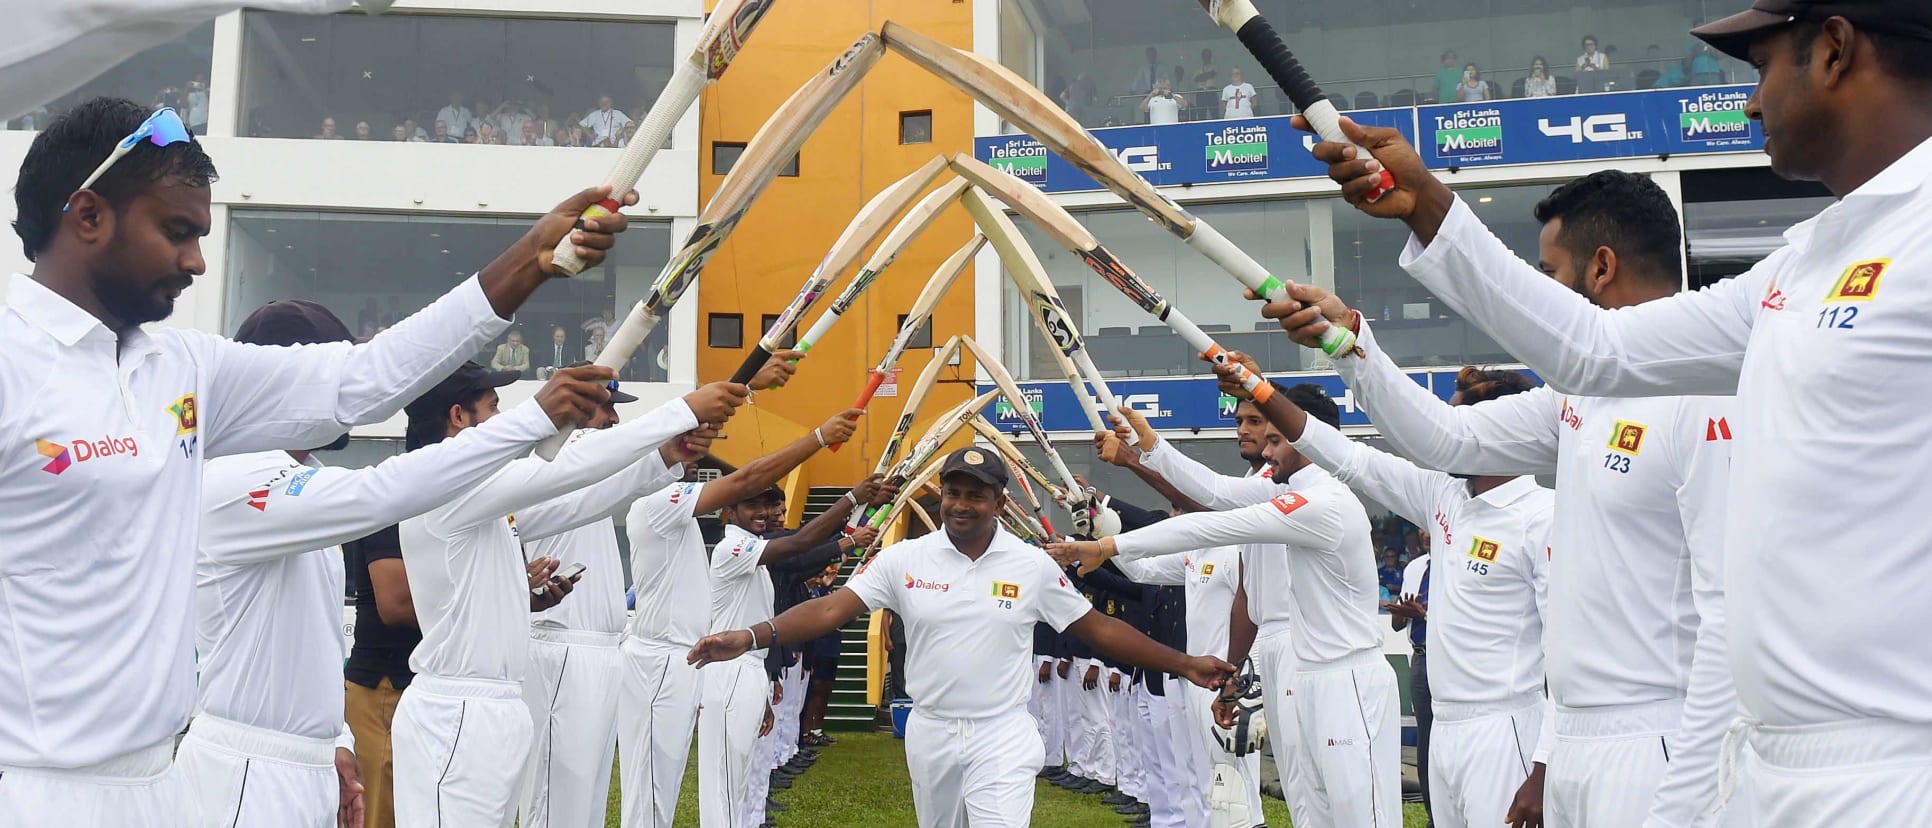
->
xmin=688 ymin=588 xmax=869 ymax=668
xmin=1066 ymin=609 xmax=1233 ymax=690
xmin=695 ymin=409 xmax=862 ymax=515
xmin=758 ymin=476 xmax=893 ymax=566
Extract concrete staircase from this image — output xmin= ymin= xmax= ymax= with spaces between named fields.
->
xmin=799 ymin=486 xmax=886 ymax=732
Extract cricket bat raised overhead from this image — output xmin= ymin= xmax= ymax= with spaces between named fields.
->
xmin=857 ymin=388 xmax=1001 ymax=529
xmin=969 ymin=415 xmax=1065 ymax=537
xmin=870 ymin=334 xmax=965 ymax=479
xmin=729 ymin=154 xmax=953 ymax=386
xmin=537 ymin=32 xmax=884 ymax=459
xmin=879 ymin=21 xmax=1356 ymax=359
xmin=1191 ymin=0 xmax=1393 ymax=202
xmin=843 ymin=233 xmax=983 ymax=415
xmin=548 ymin=0 xmax=780 ymax=276
xmin=793 ymin=177 xmax=973 ymax=393
xmin=958 ymin=186 xmax=1121 ymax=437
xmin=948 ymin=153 xmax=1275 ymax=404
xmin=955 ymin=334 xmax=1097 ymax=534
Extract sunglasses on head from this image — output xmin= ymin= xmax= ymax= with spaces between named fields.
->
xmin=64 ymin=107 xmax=194 ymax=212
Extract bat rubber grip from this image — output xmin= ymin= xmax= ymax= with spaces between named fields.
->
xmin=549 ymin=199 xmax=622 ymax=277
xmin=730 ymin=345 xmax=772 ymax=388
xmin=1316 ymin=324 xmax=1358 ymax=358
xmin=1234 ymin=15 xmax=1398 ymax=204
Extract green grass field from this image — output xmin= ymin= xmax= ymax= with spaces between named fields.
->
xmin=601 ymin=731 xmax=1430 ymax=826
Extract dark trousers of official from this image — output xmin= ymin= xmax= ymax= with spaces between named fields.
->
xmin=1411 ymin=650 xmax=1434 ymax=827
xmin=887 ymin=644 xmax=909 ymax=701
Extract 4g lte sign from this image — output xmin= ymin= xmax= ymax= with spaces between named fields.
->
xmin=1537 ymin=113 xmax=1644 ymax=144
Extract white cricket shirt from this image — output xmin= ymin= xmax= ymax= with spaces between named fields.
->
xmin=401 ymin=398 xmax=694 ymax=682
xmin=528 ymin=518 xmax=627 ymax=635
xmin=0 ymin=273 xmax=504 ymax=769
xmin=846 ymin=527 xmax=1091 ymax=720
xmin=1147 ymin=95 xmax=1180 ymax=125
xmin=624 ymin=481 xmax=716 ymax=648
xmin=1393 ymin=143 xmax=1932 ymax=732
xmin=1117 ymin=544 xmax=1242 ymax=659
xmin=1115 ymin=464 xmax=1380 ymax=666
xmin=1337 ymin=320 xmax=1735 ymax=820
xmin=194 ymin=401 xmax=555 ymax=739
xmin=1293 ymin=418 xmax=1553 ymax=736
xmin=1137 ymin=445 xmax=1297 ymax=630
xmin=710 ymin=522 xmax=775 ymax=636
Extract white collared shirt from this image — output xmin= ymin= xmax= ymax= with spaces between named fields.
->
xmin=194 ymin=400 xmax=553 ymax=739
xmin=1292 ymin=417 xmax=1554 ymax=760
xmin=1137 ymin=445 xmax=1297 ymax=629
xmin=401 ymin=399 xmax=693 ymax=682
xmin=625 ymin=481 xmax=715 ymax=648
xmin=580 ymin=108 xmax=633 ymax=144
xmin=847 ymin=527 xmax=1091 ymax=720
xmin=0 ymin=273 xmax=505 ymax=769
xmin=436 ymin=105 xmax=472 ymax=135
xmin=1115 ymin=463 xmax=1379 ymax=666
xmin=1116 ymin=544 xmax=1242 ymax=658
xmin=710 ymin=523 xmax=775 ymax=637
xmin=528 ymin=520 xmax=625 ymax=635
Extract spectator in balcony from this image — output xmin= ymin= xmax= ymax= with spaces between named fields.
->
xmin=436 ymin=91 xmax=471 ymax=136
xmin=540 ymin=326 xmax=572 ymax=376
xmin=581 ymin=95 xmax=634 ymax=148
xmin=468 ymin=96 xmax=494 ymax=134
xmin=1128 ymin=47 xmax=1168 ymax=97
xmin=1658 ymin=40 xmax=1725 ymax=88
xmin=492 ymin=100 xmax=531 ymax=145
xmin=523 ymin=120 xmax=552 ymax=147
xmin=583 ymin=308 xmax=616 ymax=343
xmin=432 ymin=119 xmax=460 ymax=144
xmin=403 ymin=118 xmax=427 ymax=142
xmin=392 ymin=124 xmax=409 ymax=142
xmin=315 ymin=117 xmax=341 ymax=140
xmin=184 ymin=74 xmax=208 ymax=132
xmin=354 ymin=120 xmax=373 ymax=140
xmin=1457 ymin=63 xmax=1494 ymax=102
xmin=490 ymin=331 xmax=531 ymax=378
xmin=487 ymin=125 xmax=508 ymax=146
xmin=1435 ymin=50 xmax=1463 ymax=104
xmin=476 ymin=121 xmax=499 ymax=146
xmin=153 ymin=86 xmax=182 ymax=112
xmin=1058 ymin=70 xmax=1099 ymax=126
xmin=1576 ymin=34 xmax=1609 ymax=73
xmin=1525 ymin=56 xmax=1558 ymax=97
xmin=584 ymin=328 xmax=607 ymax=363
xmin=1193 ymin=48 xmax=1219 ymax=91
xmin=1221 ymin=67 xmax=1257 ymax=119
xmin=462 ymin=125 xmax=480 ymax=144
xmin=617 ymin=122 xmax=638 ymax=148
xmin=534 ymin=102 xmax=560 ymax=145
xmin=1141 ymin=78 xmax=1182 ymax=125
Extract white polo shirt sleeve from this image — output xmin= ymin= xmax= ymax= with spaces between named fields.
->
xmin=1137 ymin=439 xmax=1281 ymax=510
xmin=1398 ymin=195 xmax=1764 ymax=397
xmin=198 ymin=401 xmax=555 ymax=566
xmin=1030 ymin=552 xmax=1096 ymax=633
xmin=197 ymin=275 xmax=508 ymax=458
xmin=640 ymin=481 xmax=705 ymax=535
xmin=1645 ymin=395 xmax=1740 ymax=825
xmin=1115 ymin=552 xmax=1187 ymax=586
xmin=425 ymin=397 xmax=696 ymax=533
xmin=845 ymin=544 xmax=907 ymax=615
xmin=1336 ymin=322 xmax=1563 ymax=476
xmin=1292 ymin=415 xmax=1460 ymax=529
xmin=710 ymin=527 xmax=766 ymax=580
xmin=1113 ymin=489 xmax=1345 ymax=563
xmin=515 ymin=446 xmax=681 ymax=543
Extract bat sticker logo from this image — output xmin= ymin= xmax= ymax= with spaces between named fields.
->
xmin=831 ymin=34 xmax=879 ymax=75
xmin=1077 ymin=250 xmax=1162 ymax=313
xmin=1030 ymin=292 xmax=1080 ymax=355
xmin=704 ymin=0 xmax=777 ymax=78
xmin=830 ymin=270 xmax=880 ymax=314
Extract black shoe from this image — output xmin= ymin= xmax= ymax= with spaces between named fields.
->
xmin=1101 ymin=791 xmax=1134 ymax=806
xmin=770 ymin=773 xmax=793 ymax=790
xmin=796 ymin=748 xmax=821 ymax=761
xmin=1077 ymin=779 xmax=1112 ymax=795
xmin=782 ymin=759 xmax=808 ymax=773
xmin=1115 ymin=801 xmax=1149 ymax=815
xmin=1124 ymin=813 xmax=1151 ymax=827
xmin=761 ymin=818 xmax=776 ymax=828
xmin=1036 ymin=767 xmax=1059 ymax=779
xmin=766 ymin=797 xmax=789 ymax=813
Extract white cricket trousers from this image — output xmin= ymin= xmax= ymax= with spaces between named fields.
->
xmin=392 ymin=675 xmax=532 ymax=828
xmin=697 ymin=654 xmax=767 ymax=828
xmin=742 ymin=705 xmax=774 ymax=828
xmin=1284 ymin=650 xmax=1403 ymax=828
xmin=1073 ymin=658 xmax=1117 ymax=784
xmin=0 ymin=738 xmax=194 ymax=827
xmin=1112 ymin=676 xmax=1143 ymax=799
xmin=1250 ymin=625 xmax=1304 ymax=818
xmin=1185 ymin=681 xmax=1262 ymax=826
xmin=1545 ymin=698 xmax=1680 ymax=828
xmin=1030 ymin=659 xmax=1064 ymax=768
xmin=520 ymin=628 xmax=623 ymax=828
xmin=175 ymin=714 xmax=337 ymax=828
xmin=1732 ymin=717 xmax=1929 ymax=828
xmin=906 ymin=707 xmax=1046 ymax=827
xmin=1137 ymin=683 xmax=1186 ymax=828
xmin=1056 ymin=665 xmax=1086 ymax=776
xmin=618 ymin=637 xmax=702 ymax=828
xmin=1427 ymin=693 xmax=1544 ymax=828
xmin=778 ymin=662 xmax=806 ymax=763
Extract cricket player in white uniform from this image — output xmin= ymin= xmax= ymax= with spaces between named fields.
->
xmin=1100 ymin=433 xmax=1270 ymax=827
xmin=517 ymin=373 xmax=650 ymax=828
xmin=1058 ymin=388 xmax=1402 ymax=828
xmin=183 ymin=305 xmax=609 ymax=828
xmin=1266 ymin=171 xmax=1739 ymax=827
xmin=0 ymin=97 xmax=638 ymax=825
xmin=1218 ymin=358 xmax=1557 ymax=828
xmin=696 ymin=409 xmax=868 ymax=828
xmin=690 ymin=447 xmax=1236 ymax=828
xmin=390 ymin=365 xmax=746 ymax=826
xmin=1295 ymin=6 xmax=1932 ymax=819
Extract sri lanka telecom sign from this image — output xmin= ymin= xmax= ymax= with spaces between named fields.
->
xmin=1430 ymin=107 xmax=1505 ymax=163
xmin=1205 ymin=123 xmax=1269 ymax=176
xmin=1678 ymin=88 xmax=1754 ymax=148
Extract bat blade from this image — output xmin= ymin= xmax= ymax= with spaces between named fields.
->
xmin=732 ymin=154 xmax=953 ymax=385
xmin=549 ymin=0 xmax=780 ymax=276
xmin=797 ymin=176 xmax=971 ymax=362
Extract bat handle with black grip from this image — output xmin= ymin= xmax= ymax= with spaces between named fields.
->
xmin=730 ymin=344 xmax=772 ymax=388
xmin=1230 ymin=16 xmax=1393 ymax=202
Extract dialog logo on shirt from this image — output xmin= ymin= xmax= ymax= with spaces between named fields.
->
xmin=904 ymin=574 xmax=951 ymax=592
xmin=34 ymin=435 xmax=138 ymax=474
xmin=1607 ymin=421 xmax=1647 ymax=456
xmin=1558 ymin=399 xmax=1582 ymax=431
xmin=1826 ymin=259 xmax=1887 ymax=302
xmin=1270 ymin=492 xmax=1309 ymax=515
xmin=1468 ymin=536 xmax=1500 ymax=562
